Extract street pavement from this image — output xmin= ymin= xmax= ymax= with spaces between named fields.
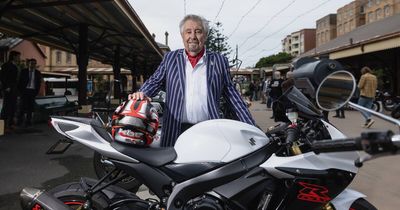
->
xmin=0 ymin=100 xmax=400 ymax=209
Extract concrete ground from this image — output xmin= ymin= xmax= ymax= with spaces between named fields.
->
xmin=0 ymin=99 xmax=399 ymax=209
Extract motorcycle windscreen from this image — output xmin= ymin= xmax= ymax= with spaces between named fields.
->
xmin=284 ymin=86 xmax=322 ymax=118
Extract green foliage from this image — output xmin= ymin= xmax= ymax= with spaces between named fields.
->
xmin=255 ymin=52 xmax=293 ymax=68
xmin=205 ymin=22 xmax=232 ymax=58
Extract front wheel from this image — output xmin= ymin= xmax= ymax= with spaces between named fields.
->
xmin=350 ymin=198 xmax=377 ymax=210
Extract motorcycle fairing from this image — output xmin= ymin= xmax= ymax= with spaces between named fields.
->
xmin=330 ymin=188 xmax=366 ymax=210
xmin=51 ymin=116 xmax=139 ymax=163
xmin=167 ymin=142 xmax=278 ymax=210
xmin=212 ymin=167 xmax=276 ymax=210
xmin=162 ymin=162 xmax=222 ymax=183
xmin=174 ymin=119 xmax=270 ymax=163
xmin=261 ymin=151 xmax=358 ymax=179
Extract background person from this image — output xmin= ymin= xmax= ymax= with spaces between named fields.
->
xmin=129 ymin=14 xmax=255 ymax=147
xmin=17 ymin=59 xmax=43 ymax=127
xmin=268 ymin=71 xmax=284 ymax=119
xmin=357 ymin=66 xmax=377 ymax=128
xmin=0 ymin=51 xmax=21 ymax=132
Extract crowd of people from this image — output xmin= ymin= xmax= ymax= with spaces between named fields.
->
xmin=0 ymin=51 xmax=43 ymax=133
xmin=0 ymin=14 xmax=380 ymax=139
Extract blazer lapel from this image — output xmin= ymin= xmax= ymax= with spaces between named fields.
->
xmin=206 ymin=51 xmax=215 ymax=93
xmin=177 ymin=49 xmax=186 ymax=97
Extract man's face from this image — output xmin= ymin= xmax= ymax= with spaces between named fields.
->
xmin=181 ymin=19 xmax=206 ymax=56
xmin=29 ymin=60 xmax=37 ymax=69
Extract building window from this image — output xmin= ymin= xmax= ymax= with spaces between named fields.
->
xmin=344 ymin=22 xmax=349 ymax=32
xmin=56 ymin=51 xmax=62 ymax=64
xmin=360 ymin=5 xmax=365 ymax=14
xmin=368 ymin=11 xmax=374 ymax=22
xmin=66 ymin=52 xmax=72 ymax=64
xmin=367 ymin=0 xmax=373 ymax=7
xmin=376 ymin=8 xmax=383 ymax=20
xmin=384 ymin=5 xmax=391 ymax=17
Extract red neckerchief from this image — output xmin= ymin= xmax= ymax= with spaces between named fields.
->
xmin=186 ymin=48 xmax=205 ymax=68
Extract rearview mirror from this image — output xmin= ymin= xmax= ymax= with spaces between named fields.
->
xmin=316 ymin=70 xmax=356 ymax=111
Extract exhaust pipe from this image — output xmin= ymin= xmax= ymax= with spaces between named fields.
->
xmin=20 ymin=188 xmax=70 ymax=210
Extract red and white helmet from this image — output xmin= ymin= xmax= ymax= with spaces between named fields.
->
xmin=111 ymin=99 xmax=159 ymax=146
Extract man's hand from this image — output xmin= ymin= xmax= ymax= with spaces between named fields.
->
xmin=128 ymin=92 xmax=151 ymax=101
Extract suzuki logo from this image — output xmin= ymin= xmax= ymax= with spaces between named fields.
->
xmin=249 ymin=138 xmax=256 ymax=146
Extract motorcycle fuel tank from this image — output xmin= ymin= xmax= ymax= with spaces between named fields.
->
xmin=174 ymin=119 xmax=270 ymax=163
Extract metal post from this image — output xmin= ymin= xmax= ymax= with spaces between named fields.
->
xmin=113 ymin=45 xmax=121 ymax=100
xmin=130 ymin=68 xmax=137 ymax=92
xmin=77 ymin=24 xmax=88 ymax=105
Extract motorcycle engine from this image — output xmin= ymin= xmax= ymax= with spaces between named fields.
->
xmin=184 ymin=195 xmax=224 ymax=210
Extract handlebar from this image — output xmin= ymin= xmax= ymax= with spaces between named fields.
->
xmin=285 ymin=126 xmax=299 ymax=144
xmin=311 ymin=130 xmax=399 ymax=155
xmin=312 ymin=138 xmax=362 ymax=153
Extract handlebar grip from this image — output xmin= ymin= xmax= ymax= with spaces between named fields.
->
xmin=285 ymin=127 xmax=299 ymax=144
xmin=311 ymin=138 xmax=362 ymax=153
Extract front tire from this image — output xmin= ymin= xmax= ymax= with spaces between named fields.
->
xmin=350 ymin=198 xmax=377 ymax=210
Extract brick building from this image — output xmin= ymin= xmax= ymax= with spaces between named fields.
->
xmin=316 ymin=14 xmax=337 ymax=47
xmin=365 ymin=0 xmax=400 ymax=24
xmin=337 ymin=0 xmax=367 ymax=36
xmin=281 ymin=35 xmax=292 ymax=54
xmin=281 ymin=29 xmax=316 ymax=57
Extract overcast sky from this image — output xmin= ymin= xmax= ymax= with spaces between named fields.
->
xmin=129 ymin=0 xmax=353 ymax=67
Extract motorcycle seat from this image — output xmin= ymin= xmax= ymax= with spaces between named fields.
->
xmin=111 ymin=141 xmax=177 ymax=167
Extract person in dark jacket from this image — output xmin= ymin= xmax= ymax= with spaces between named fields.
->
xmin=268 ymin=71 xmax=284 ymax=119
xmin=0 ymin=51 xmax=20 ymax=131
xmin=17 ymin=58 xmax=42 ymax=127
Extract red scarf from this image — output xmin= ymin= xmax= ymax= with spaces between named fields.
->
xmin=186 ymin=48 xmax=205 ymax=68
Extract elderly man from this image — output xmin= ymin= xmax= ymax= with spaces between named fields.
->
xmin=131 ymin=14 xmax=255 ymax=147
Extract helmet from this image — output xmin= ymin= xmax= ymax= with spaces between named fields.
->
xmin=111 ymin=99 xmax=159 ymax=146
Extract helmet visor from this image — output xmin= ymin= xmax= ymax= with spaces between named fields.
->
xmin=118 ymin=116 xmax=147 ymax=130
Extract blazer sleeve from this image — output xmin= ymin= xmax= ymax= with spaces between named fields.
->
xmin=139 ymin=54 xmax=168 ymax=98
xmin=221 ymin=56 xmax=255 ymax=126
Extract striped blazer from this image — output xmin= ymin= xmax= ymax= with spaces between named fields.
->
xmin=140 ymin=49 xmax=255 ymax=147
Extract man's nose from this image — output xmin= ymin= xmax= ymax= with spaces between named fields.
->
xmin=189 ymin=31 xmax=196 ymax=39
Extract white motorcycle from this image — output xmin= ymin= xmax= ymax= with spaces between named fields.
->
xmin=20 ymin=59 xmax=386 ymax=210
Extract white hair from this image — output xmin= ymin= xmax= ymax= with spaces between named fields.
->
xmin=179 ymin=14 xmax=209 ymax=35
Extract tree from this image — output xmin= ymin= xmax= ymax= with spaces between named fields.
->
xmin=205 ymin=22 xmax=232 ymax=57
xmin=255 ymin=52 xmax=293 ymax=68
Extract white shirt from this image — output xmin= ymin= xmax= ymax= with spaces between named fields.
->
xmin=182 ymin=51 xmax=209 ymax=124
xmin=27 ymin=69 xmax=35 ymax=89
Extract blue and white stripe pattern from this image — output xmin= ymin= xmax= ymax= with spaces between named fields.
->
xmin=140 ymin=49 xmax=255 ymax=147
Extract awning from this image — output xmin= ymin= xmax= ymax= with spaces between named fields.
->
xmin=0 ymin=0 xmax=163 ymax=71
xmin=41 ymin=71 xmax=71 ymax=78
xmin=52 ymin=67 xmax=131 ymax=75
